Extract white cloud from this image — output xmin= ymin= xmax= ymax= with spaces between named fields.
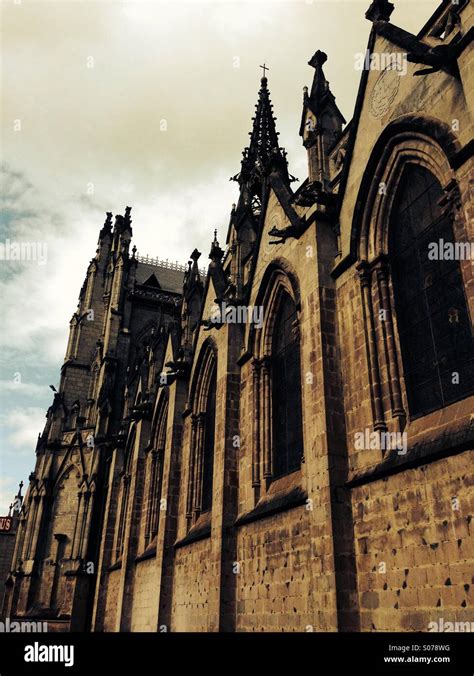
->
xmin=0 ymin=407 xmax=46 ymax=452
xmin=0 ymin=406 xmax=46 ymax=512
xmin=0 ymin=477 xmax=20 ymax=516
xmin=0 ymin=380 xmax=48 ymax=398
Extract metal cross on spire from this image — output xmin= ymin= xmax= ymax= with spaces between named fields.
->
xmin=259 ymin=63 xmax=269 ymax=78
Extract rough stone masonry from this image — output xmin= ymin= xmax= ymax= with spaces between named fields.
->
xmin=3 ymin=0 xmax=473 ymax=632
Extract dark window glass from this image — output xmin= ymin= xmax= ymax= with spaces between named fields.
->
xmin=272 ymin=293 xmax=304 ymax=478
xmin=390 ymin=164 xmax=474 ymax=417
xmin=147 ymin=399 xmax=168 ymax=541
xmin=201 ymin=367 xmax=216 ymax=512
xmin=116 ymin=433 xmax=135 ymax=559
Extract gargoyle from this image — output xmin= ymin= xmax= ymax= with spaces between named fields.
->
xmin=200 ymin=317 xmax=223 ymax=331
xmin=130 ymin=401 xmax=152 ymax=421
xmin=294 ymin=181 xmax=337 ymax=208
xmin=407 ymin=38 xmax=461 ymax=76
xmin=160 ymin=359 xmax=190 ymax=384
xmin=268 ymin=223 xmax=300 ymax=245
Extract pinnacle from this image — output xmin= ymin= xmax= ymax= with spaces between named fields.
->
xmin=231 ymin=71 xmax=290 ymax=189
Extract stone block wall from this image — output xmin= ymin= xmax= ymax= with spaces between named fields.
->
xmin=352 ymin=451 xmax=473 ymax=631
xmin=130 ymin=558 xmax=159 ymax=631
xmin=235 ymin=509 xmax=312 ymax=632
xmin=171 ymin=539 xmax=212 ymax=632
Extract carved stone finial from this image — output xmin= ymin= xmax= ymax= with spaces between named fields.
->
xmin=365 ymin=0 xmax=394 ymax=22
xmin=308 ymin=50 xmax=327 ymax=70
xmin=190 ymin=249 xmax=201 ymax=263
xmin=305 ymin=50 xmax=332 ymax=111
xmin=209 ymin=231 xmax=224 ymax=263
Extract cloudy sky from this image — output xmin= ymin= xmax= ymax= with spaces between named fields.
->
xmin=0 ymin=0 xmax=439 ymax=513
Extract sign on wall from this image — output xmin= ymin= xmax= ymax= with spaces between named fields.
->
xmin=0 ymin=517 xmax=12 ymax=532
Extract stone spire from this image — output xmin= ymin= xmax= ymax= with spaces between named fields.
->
xmin=113 ymin=206 xmax=133 ymax=237
xmin=180 ymin=249 xmax=204 ymax=360
xmin=184 ymin=248 xmax=203 ymax=295
xmin=124 ymin=206 xmax=132 ymax=231
xmin=11 ymin=481 xmax=23 ymax=516
xmin=208 ymin=230 xmax=227 ymax=301
xmin=300 ymin=51 xmax=345 ymax=186
xmin=99 ymin=212 xmax=113 ymax=240
xmin=209 ymin=230 xmax=224 ymax=265
xmin=232 ymin=72 xmax=292 ymax=215
xmin=307 ymin=51 xmax=330 ymax=109
xmin=111 ymin=206 xmax=133 ymax=256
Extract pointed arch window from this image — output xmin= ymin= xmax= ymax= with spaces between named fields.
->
xmin=201 ymin=366 xmax=216 ymax=513
xmin=271 ymin=292 xmax=304 ymax=478
xmin=186 ymin=345 xmax=217 ymax=524
xmin=390 ymin=164 xmax=474 ymax=417
xmin=251 ymin=274 xmax=304 ymax=496
xmin=115 ymin=428 xmax=135 ymax=560
xmin=145 ymin=395 xmax=168 ymax=545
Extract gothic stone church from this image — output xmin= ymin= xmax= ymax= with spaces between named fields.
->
xmin=3 ymin=0 xmax=473 ymax=632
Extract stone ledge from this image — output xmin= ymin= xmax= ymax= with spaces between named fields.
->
xmin=135 ymin=538 xmax=157 ymax=563
xmin=107 ymin=559 xmax=122 ymax=572
xmin=236 ymin=349 xmax=252 ymax=366
xmin=174 ymin=510 xmax=211 ymax=548
xmin=347 ymin=414 xmax=474 ymax=488
xmin=235 ymin=472 xmax=307 ymax=527
xmin=12 ymin=609 xmax=70 ymax=621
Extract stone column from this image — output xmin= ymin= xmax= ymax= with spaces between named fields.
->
xmin=251 ymin=358 xmax=261 ymax=498
xmin=26 ymin=495 xmax=44 ymax=560
xmin=193 ymin=414 xmax=205 ymax=517
xmin=12 ymin=516 xmax=27 ymax=568
xmin=71 ymin=492 xmax=83 ymax=559
xmin=22 ymin=497 xmax=38 ymax=561
xmin=186 ymin=416 xmax=198 ymax=521
xmin=374 ymin=256 xmax=405 ymax=422
xmin=116 ymin=475 xmax=130 ymax=559
xmin=144 ymin=451 xmax=156 ymax=543
xmin=152 ymin=453 xmax=163 ymax=538
xmin=78 ymin=491 xmax=91 ymax=559
xmin=260 ymin=357 xmax=272 ymax=481
xmin=357 ymin=262 xmax=386 ymax=431
xmin=149 ymin=451 xmax=159 ymax=541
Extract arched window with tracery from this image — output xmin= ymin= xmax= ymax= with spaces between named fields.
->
xmin=271 ymin=292 xmax=304 ymax=478
xmin=115 ymin=427 xmax=135 ymax=559
xmin=144 ymin=393 xmax=168 ymax=545
xmin=390 ymin=164 xmax=474 ymax=417
xmin=250 ymin=267 xmax=304 ymax=496
xmin=201 ymin=366 xmax=216 ymax=512
xmin=186 ymin=343 xmax=217 ymax=524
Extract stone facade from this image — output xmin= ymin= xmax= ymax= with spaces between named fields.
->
xmin=3 ymin=0 xmax=473 ymax=632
